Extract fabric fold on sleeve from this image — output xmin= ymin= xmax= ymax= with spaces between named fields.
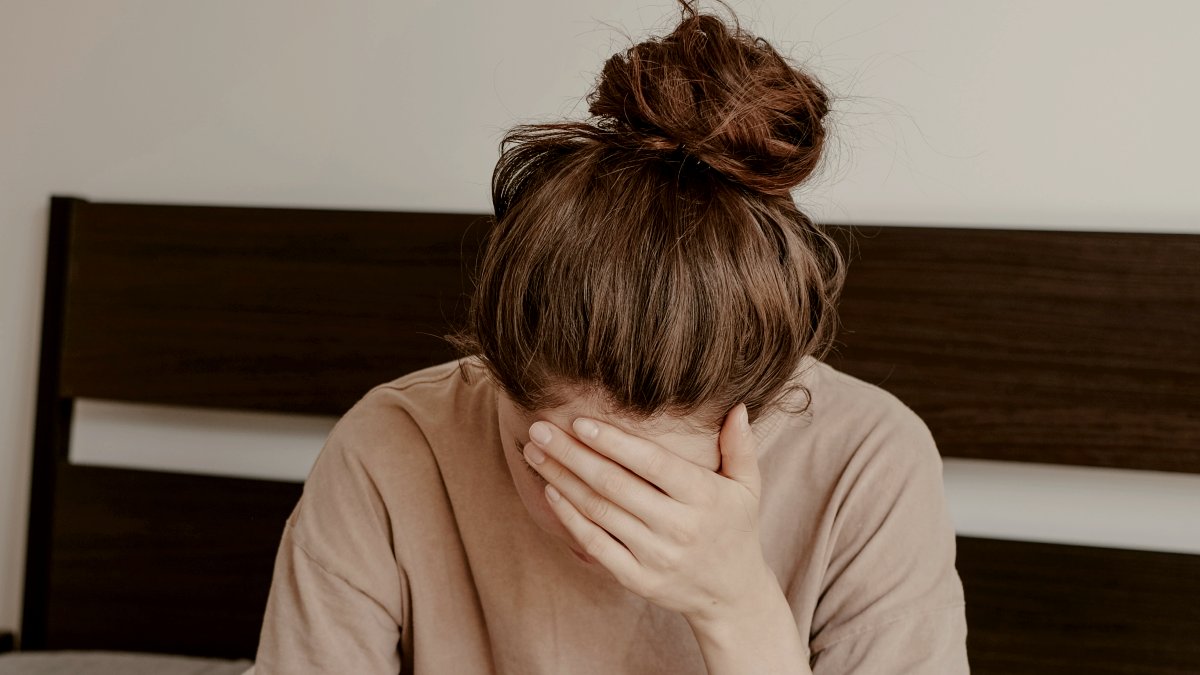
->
xmin=809 ymin=400 xmax=970 ymax=673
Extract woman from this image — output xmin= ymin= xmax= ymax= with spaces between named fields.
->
xmin=253 ymin=1 xmax=969 ymax=672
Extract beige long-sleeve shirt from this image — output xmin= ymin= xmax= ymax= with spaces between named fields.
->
xmin=252 ymin=355 xmax=968 ymax=673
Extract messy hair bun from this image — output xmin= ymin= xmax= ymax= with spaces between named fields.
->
xmin=449 ymin=0 xmax=847 ymax=432
xmin=587 ymin=0 xmax=831 ymax=197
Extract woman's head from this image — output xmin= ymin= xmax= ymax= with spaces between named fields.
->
xmin=447 ymin=0 xmax=846 ymax=434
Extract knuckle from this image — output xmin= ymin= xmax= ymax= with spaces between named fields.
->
xmin=581 ymin=532 xmax=606 ymax=557
xmin=543 ymin=462 xmax=565 ymax=484
xmin=660 ymin=541 xmax=683 ymax=566
xmin=639 ymin=575 xmax=667 ymax=603
xmin=645 ymin=542 xmax=674 ymax=569
xmin=598 ymin=468 xmax=625 ymax=498
xmin=612 ymin=568 xmax=637 ymax=593
xmin=648 ymin=547 xmax=676 ymax=566
xmin=585 ymin=493 xmax=611 ymax=522
xmin=668 ymin=519 xmax=696 ymax=546
xmin=557 ymin=442 xmax=576 ymax=465
xmin=626 ymin=576 xmax=650 ymax=599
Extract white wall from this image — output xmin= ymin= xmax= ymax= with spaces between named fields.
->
xmin=2 ymin=0 xmax=1198 ymax=634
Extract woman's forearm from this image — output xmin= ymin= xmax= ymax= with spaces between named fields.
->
xmin=685 ymin=571 xmax=812 ymax=675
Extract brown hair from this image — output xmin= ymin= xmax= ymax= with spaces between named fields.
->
xmin=445 ymin=0 xmax=847 ymax=434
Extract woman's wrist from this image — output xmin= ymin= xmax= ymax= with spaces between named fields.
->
xmin=684 ymin=568 xmax=812 ymax=675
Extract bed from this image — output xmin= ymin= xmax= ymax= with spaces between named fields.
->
xmin=5 ymin=195 xmax=1198 ymax=673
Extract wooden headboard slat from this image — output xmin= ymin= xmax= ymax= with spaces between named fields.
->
xmin=45 ymin=465 xmax=301 ymax=657
xmin=958 ymin=536 xmax=1200 ymax=673
xmin=59 ymin=197 xmax=490 ymax=415
xmin=825 ymin=225 xmax=1200 ymax=473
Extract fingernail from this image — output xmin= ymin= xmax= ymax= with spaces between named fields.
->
xmin=524 ymin=443 xmax=545 ymax=465
xmin=739 ymin=403 xmax=751 ymax=432
xmin=573 ymin=418 xmax=599 ymax=439
xmin=530 ymin=422 xmax=552 ymax=445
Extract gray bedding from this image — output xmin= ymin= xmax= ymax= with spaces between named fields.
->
xmin=0 ymin=651 xmax=252 ymax=675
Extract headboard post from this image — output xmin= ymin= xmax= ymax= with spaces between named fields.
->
xmin=20 ymin=195 xmax=83 ymax=649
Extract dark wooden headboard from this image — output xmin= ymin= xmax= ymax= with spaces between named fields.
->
xmin=24 ymin=196 xmax=491 ymax=657
xmin=22 ymin=195 xmax=1200 ymax=671
xmin=821 ymin=225 xmax=1200 ymax=673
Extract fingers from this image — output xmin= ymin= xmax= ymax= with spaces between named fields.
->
xmin=527 ymin=421 xmax=686 ymax=532
xmin=716 ymin=403 xmax=761 ymax=497
xmin=566 ymin=418 xmax=710 ymax=505
xmin=524 ymin=440 xmax=654 ymax=548
xmin=541 ymin=475 xmax=643 ymax=589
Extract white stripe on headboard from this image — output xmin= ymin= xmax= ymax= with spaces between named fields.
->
xmin=943 ymin=458 xmax=1200 ymax=555
xmin=68 ymin=399 xmax=1200 ymax=555
xmin=69 ymin=398 xmax=332 ymax=484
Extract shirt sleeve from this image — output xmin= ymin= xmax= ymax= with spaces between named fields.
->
xmin=808 ymin=404 xmax=969 ymax=673
xmin=253 ymin=402 xmax=409 ymax=674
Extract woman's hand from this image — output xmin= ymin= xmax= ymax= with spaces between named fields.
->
xmin=522 ymin=403 xmax=780 ymax=627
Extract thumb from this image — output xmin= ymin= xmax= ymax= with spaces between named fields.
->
xmin=717 ymin=403 xmax=760 ymax=495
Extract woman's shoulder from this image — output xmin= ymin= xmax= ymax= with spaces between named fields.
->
xmin=761 ymin=357 xmax=942 ymax=479
xmin=767 ymin=357 xmax=931 ymax=435
xmin=359 ymin=355 xmax=489 ymax=407
xmin=812 ymin=360 xmax=929 ymax=428
xmin=302 ymin=356 xmax=496 ymax=489
xmin=290 ymin=357 xmax=495 ymax=553
xmin=798 ymin=362 xmax=965 ymax=663
xmin=338 ymin=355 xmax=493 ymax=435
xmin=817 ymin=360 xmax=943 ymax=482
xmin=370 ymin=354 xmax=485 ymax=393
